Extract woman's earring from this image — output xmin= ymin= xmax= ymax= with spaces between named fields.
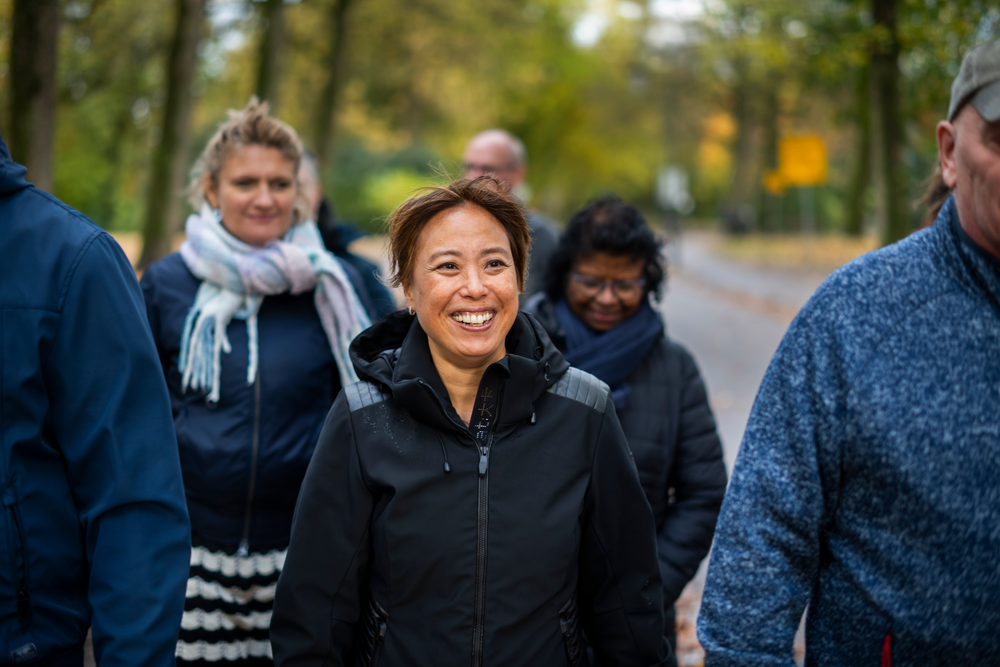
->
xmin=408 ymin=305 xmax=414 ymax=316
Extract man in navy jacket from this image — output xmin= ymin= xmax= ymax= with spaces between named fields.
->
xmin=0 ymin=134 xmax=190 ymax=665
xmin=698 ymin=41 xmax=1000 ymax=666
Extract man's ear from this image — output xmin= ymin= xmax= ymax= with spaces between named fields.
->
xmin=204 ymin=174 xmax=219 ymax=209
xmin=937 ymin=120 xmax=959 ymax=190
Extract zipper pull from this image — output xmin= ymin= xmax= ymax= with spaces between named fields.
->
xmin=478 ymin=453 xmax=488 ymax=476
xmin=237 ymin=539 xmax=250 ymax=558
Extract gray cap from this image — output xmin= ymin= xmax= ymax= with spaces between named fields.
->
xmin=949 ymin=40 xmax=1000 ymax=122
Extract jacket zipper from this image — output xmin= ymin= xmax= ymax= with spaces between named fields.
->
xmin=237 ymin=372 xmax=262 ymax=557
xmin=2 ymin=493 xmax=31 ymax=627
xmin=371 ymin=620 xmax=387 ymax=666
xmin=414 ymin=378 xmax=506 ymax=666
xmin=472 ymin=377 xmax=505 ymax=667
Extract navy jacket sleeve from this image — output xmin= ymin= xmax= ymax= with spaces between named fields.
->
xmin=43 ymin=234 xmax=191 ymax=667
xmin=271 ymin=394 xmax=373 ymax=666
xmin=658 ymin=346 xmax=727 ymax=605
xmin=579 ymin=402 xmax=673 ymax=667
xmin=697 ymin=308 xmax=844 ymax=666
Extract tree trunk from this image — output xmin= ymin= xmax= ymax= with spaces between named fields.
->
xmin=870 ymin=0 xmax=909 ymax=245
xmin=845 ymin=65 xmax=871 ymax=237
xmin=759 ymin=77 xmax=780 ymax=233
xmin=313 ymin=0 xmax=355 ymax=169
xmin=138 ymin=0 xmax=205 ymax=269
xmin=9 ymin=0 xmax=58 ymax=192
xmin=723 ymin=62 xmax=758 ymax=234
xmin=255 ymin=0 xmax=286 ymax=111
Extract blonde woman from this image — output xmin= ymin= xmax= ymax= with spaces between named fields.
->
xmin=140 ymin=99 xmax=371 ymax=666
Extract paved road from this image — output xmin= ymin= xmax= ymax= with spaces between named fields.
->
xmin=661 ymin=232 xmax=833 ymax=666
xmin=661 ymin=232 xmax=829 ymax=472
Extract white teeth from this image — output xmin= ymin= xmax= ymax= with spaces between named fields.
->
xmin=453 ymin=312 xmax=494 ymax=326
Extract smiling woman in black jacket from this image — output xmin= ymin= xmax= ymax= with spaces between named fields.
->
xmin=522 ymin=195 xmax=727 ymax=655
xmin=271 ymin=178 xmax=671 ymax=667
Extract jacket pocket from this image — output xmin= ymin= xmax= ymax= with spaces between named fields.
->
xmin=357 ymin=594 xmax=388 ymax=667
xmin=2 ymin=480 xmax=31 ymax=629
xmin=559 ymin=594 xmax=582 ymax=666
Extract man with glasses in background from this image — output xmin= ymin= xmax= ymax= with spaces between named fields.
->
xmin=462 ymin=129 xmax=558 ymax=301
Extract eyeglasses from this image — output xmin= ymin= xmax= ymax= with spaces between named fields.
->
xmin=463 ymin=162 xmax=517 ymax=175
xmin=570 ymin=273 xmax=646 ymax=301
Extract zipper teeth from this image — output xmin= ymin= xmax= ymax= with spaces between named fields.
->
xmin=472 ymin=377 xmax=505 ymax=667
xmin=240 ymin=372 xmax=262 ymax=552
xmin=473 ymin=457 xmax=489 ymax=667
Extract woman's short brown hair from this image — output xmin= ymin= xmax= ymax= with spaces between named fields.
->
xmin=387 ymin=177 xmax=532 ymax=291
xmin=188 ymin=97 xmax=308 ymax=221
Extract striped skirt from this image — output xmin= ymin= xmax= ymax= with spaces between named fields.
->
xmin=176 ymin=538 xmax=287 ymax=666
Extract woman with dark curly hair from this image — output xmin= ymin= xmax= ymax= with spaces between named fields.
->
xmin=523 ymin=195 xmax=727 ymax=655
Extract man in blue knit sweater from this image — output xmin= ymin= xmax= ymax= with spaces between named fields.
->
xmin=698 ymin=41 xmax=1000 ymax=666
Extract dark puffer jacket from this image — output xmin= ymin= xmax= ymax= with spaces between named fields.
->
xmin=141 ymin=253 xmax=361 ymax=550
xmin=524 ymin=295 xmax=727 ymax=635
xmin=271 ymin=312 xmax=671 ymax=667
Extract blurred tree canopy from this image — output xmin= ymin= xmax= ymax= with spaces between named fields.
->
xmin=0 ymin=0 xmax=998 ymax=264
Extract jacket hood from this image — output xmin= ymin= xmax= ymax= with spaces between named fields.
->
xmin=0 ymin=133 xmax=31 ymax=198
xmin=349 ymin=310 xmax=570 ymax=432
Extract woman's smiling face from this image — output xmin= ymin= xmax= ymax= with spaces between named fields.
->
xmin=565 ymin=251 xmax=646 ymax=332
xmin=404 ymin=204 xmax=519 ymax=372
xmin=206 ymin=144 xmax=297 ymax=247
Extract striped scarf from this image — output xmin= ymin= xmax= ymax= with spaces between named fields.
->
xmin=178 ymin=205 xmax=370 ymax=402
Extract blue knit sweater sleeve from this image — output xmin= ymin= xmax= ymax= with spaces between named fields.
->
xmin=698 ymin=291 xmax=847 ymax=665
xmin=696 ymin=230 xmax=952 ymax=665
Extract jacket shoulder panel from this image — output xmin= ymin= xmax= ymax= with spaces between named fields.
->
xmin=345 ymin=381 xmax=390 ymax=412
xmin=548 ymin=367 xmax=608 ymax=414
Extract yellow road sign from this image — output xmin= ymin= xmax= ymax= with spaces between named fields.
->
xmin=778 ymin=135 xmax=827 ymax=187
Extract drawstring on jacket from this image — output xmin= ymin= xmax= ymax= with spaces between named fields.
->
xmin=532 ymin=361 xmax=551 ymax=425
xmin=436 ymin=432 xmax=451 ymax=474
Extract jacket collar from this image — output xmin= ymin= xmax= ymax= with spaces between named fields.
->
xmin=350 ymin=310 xmax=569 ymax=432
xmin=0 ymin=133 xmax=31 ymax=199
xmin=934 ymin=195 xmax=1000 ymax=315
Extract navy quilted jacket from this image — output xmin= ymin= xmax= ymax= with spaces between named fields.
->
xmin=141 ymin=253 xmax=358 ymax=550
xmin=698 ymin=197 xmax=1000 ymax=666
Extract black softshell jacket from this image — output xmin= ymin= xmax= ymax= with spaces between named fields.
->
xmin=271 ymin=312 xmax=671 ymax=667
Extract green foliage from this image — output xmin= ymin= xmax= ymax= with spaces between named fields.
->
xmin=1 ymin=0 xmax=998 ymax=240
xmin=689 ymin=0 xmax=1000 ymax=235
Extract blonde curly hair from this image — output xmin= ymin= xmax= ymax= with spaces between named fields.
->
xmin=188 ymin=97 xmax=310 ymax=223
